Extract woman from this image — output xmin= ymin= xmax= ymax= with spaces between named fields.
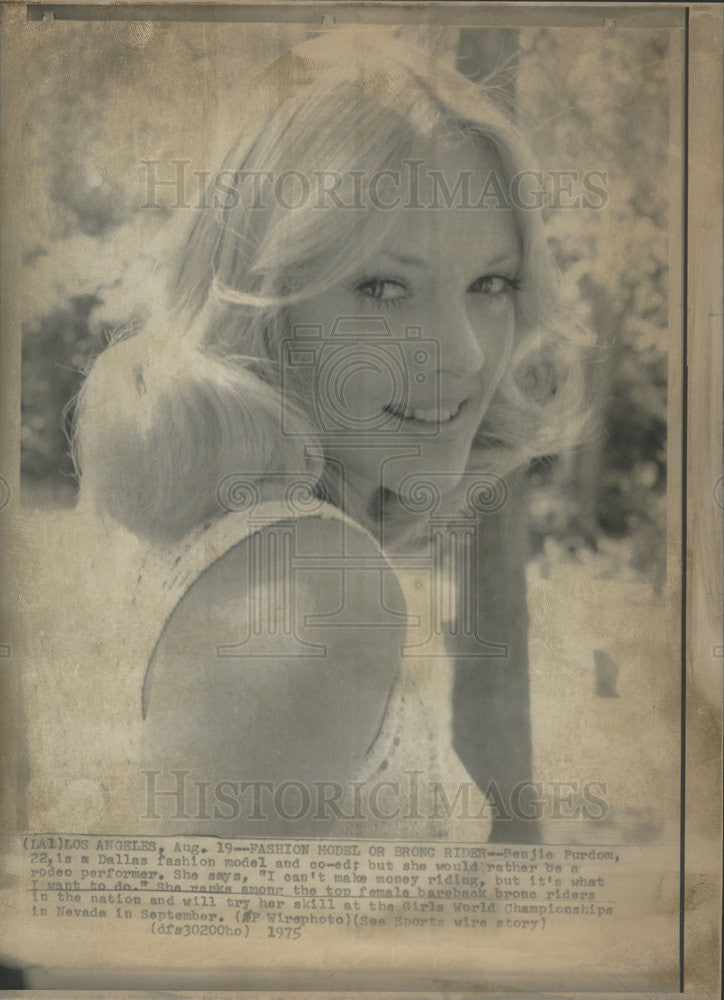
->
xmin=63 ymin=28 xmax=588 ymax=839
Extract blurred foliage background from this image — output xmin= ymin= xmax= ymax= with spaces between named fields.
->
xmin=20 ymin=19 xmax=671 ymax=588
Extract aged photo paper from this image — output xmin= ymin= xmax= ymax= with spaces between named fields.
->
xmin=0 ymin=1 xmax=721 ymax=996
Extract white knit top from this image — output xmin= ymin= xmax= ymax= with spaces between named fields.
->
xmin=22 ymin=499 xmax=491 ymax=842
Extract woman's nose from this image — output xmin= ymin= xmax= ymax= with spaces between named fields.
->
xmin=428 ymin=296 xmax=485 ymax=375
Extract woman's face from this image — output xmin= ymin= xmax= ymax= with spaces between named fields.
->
xmin=286 ymin=137 xmax=521 ymax=510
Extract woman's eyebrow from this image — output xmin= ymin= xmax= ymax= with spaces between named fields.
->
xmin=378 ymin=252 xmax=426 ymax=268
xmin=376 ymin=250 xmax=521 ymax=270
xmin=484 ymin=252 xmax=522 ymax=270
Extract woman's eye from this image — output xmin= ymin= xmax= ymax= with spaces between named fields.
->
xmin=468 ymin=274 xmax=518 ymax=296
xmin=354 ymin=278 xmax=409 ymax=305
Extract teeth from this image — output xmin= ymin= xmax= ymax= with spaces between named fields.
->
xmin=389 ymin=402 xmax=463 ymax=423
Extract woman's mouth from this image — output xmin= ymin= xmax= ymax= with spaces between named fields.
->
xmin=384 ymin=399 xmax=467 ymax=425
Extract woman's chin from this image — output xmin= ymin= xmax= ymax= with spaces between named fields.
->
xmin=385 ymin=465 xmax=467 ymax=507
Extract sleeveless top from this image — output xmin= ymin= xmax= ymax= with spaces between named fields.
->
xmin=21 ymin=499 xmax=492 ymax=842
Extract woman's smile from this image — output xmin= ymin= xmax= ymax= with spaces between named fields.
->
xmin=384 ymin=398 xmax=467 ymax=424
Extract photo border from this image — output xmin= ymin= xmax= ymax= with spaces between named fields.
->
xmin=0 ymin=2 xmax=720 ymax=997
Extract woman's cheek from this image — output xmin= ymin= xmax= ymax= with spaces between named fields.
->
xmin=474 ymin=300 xmax=515 ymax=366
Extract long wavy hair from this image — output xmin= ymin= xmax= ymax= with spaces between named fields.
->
xmin=73 ymin=28 xmax=591 ymax=546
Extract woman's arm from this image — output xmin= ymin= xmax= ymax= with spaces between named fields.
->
xmin=138 ymin=515 xmax=406 ymax=835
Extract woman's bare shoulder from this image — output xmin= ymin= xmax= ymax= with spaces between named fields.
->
xmin=141 ymin=513 xmax=407 ymax=793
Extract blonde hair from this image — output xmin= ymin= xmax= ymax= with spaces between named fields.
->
xmin=73 ymin=28 xmax=591 ymax=545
